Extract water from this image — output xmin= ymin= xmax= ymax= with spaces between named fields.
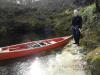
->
xmin=0 ymin=41 xmax=91 ymax=75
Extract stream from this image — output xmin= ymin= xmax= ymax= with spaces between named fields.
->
xmin=0 ymin=41 xmax=92 ymax=75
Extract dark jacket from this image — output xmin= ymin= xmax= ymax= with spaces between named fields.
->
xmin=72 ymin=15 xmax=82 ymax=29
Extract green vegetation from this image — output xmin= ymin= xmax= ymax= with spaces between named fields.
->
xmin=0 ymin=1 xmax=99 ymax=75
xmin=80 ymin=4 xmax=100 ymax=75
xmin=86 ymin=47 xmax=100 ymax=75
xmin=80 ymin=4 xmax=100 ymax=52
xmin=52 ymin=9 xmax=72 ymax=36
xmin=0 ymin=5 xmax=73 ymax=46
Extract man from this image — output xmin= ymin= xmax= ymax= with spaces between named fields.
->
xmin=72 ymin=9 xmax=82 ymax=46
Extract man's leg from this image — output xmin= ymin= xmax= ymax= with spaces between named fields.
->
xmin=76 ymin=29 xmax=80 ymax=45
xmin=76 ymin=35 xmax=80 ymax=45
xmin=72 ymin=29 xmax=77 ymax=44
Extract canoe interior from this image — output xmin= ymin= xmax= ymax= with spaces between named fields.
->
xmin=1 ymin=37 xmax=65 ymax=52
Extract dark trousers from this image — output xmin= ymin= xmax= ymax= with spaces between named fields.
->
xmin=72 ymin=26 xmax=80 ymax=44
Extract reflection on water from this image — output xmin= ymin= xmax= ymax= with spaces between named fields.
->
xmin=0 ymin=41 xmax=91 ymax=75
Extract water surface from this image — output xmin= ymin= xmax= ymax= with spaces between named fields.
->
xmin=0 ymin=41 xmax=91 ymax=75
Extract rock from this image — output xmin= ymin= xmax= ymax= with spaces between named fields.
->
xmin=86 ymin=47 xmax=100 ymax=75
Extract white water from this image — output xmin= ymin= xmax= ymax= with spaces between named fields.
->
xmin=25 ymin=41 xmax=91 ymax=75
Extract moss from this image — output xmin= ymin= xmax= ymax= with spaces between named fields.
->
xmin=95 ymin=47 xmax=100 ymax=51
xmin=86 ymin=47 xmax=100 ymax=75
xmin=80 ymin=4 xmax=96 ymax=29
xmin=87 ymin=47 xmax=100 ymax=59
xmin=91 ymin=55 xmax=100 ymax=62
xmin=80 ymin=4 xmax=100 ymax=52
xmin=52 ymin=9 xmax=72 ymax=36
xmin=80 ymin=3 xmax=96 ymax=17
xmin=91 ymin=55 xmax=100 ymax=75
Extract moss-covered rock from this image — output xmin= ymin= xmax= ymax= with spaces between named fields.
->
xmin=86 ymin=47 xmax=100 ymax=75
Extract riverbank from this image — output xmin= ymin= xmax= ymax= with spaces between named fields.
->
xmin=79 ymin=4 xmax=100 ymax=75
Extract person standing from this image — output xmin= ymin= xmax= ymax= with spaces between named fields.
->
xmin=72 ymin=9 xmax=82 ymax=46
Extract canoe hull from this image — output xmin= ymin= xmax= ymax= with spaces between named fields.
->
xmin=0 ymin=36 xmax=72 ymax=60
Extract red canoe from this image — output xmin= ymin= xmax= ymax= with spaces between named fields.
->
xmin=0 ymin=36 xmax=72 ymax=60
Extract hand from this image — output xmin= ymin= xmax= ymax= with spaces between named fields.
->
xmin=79 ymin=28 xmax=82 ymax=32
